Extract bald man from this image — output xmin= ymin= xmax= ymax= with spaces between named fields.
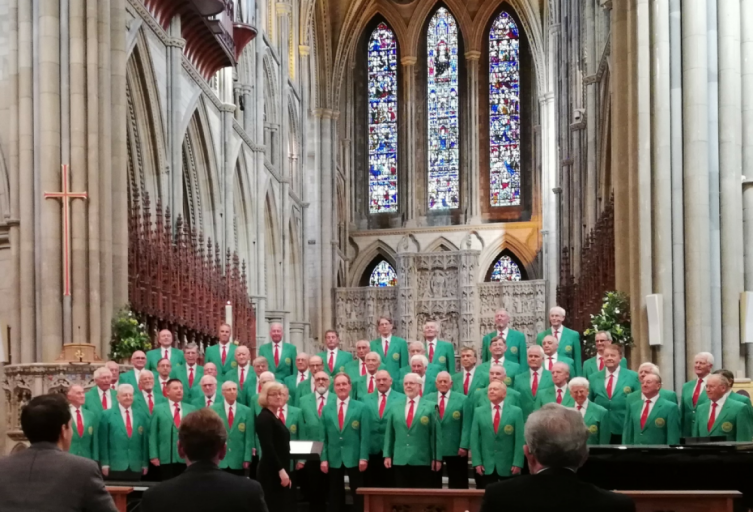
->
xmin=204 ymin=324 xmax=237 ymax=377
xmin=146 ymin=329 xmax=186 ymax=371
xmin=120 ymin=351 xmax=147 ymax=389
xmin=67 ymin=385 xmax=99 ymax=461
xmin=258 ymin=322 xmax=298 ymax=380
xmin=536 ymin=306 xmax=582 ymax=376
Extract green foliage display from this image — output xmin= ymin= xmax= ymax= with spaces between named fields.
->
xmin=109 ymin=306 xmax=151 ymax=361
xmin=582 ymin=292 xmax=632 ymax=358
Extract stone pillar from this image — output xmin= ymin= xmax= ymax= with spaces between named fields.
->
xmin=465 ymin=51 xmax=481 ymax=221
xmin=583 ymin=0 xmax=597 ymax=231
xmin=458 ymin=250 xmax=479 ymax=348
xmin=319 ymin=111 xmax=334 ymax=334
xmin=718 ymin=0 xmax=744 ymax=371
xmin=400 ymin=57 xmax=417 ymax=226
xmin=743 ymin=0 xmax=753 ymax=378
xmin=682 ymin=0 xmax=712 ymax=367
xmin=546 ymin=19 xmax=560 ymax=309
xmin=166 ymin=18 xmax=183 ymax=225
xmin=395 ymin=252 xmax=416 ymax=340
xmin=650 ymin=0 xmax=674 ymax=385
xmin=277 ymin=3 xmax=291 ymax=327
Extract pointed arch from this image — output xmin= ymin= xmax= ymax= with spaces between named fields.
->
xmin=287 ymin=99 xmax=301 ymax=192
xmin=233 ymin=151 xmax=253 ymax=260
xmin=264 ymin=189 xmax=282 ymax=310
xmin=348 ymin=239 xmax=398 ymax=287
xmin=478 ymin=234 xmax=538 ymax=282
xmin=485 ymin=250 xmax=526 ymax=281
xmin=407 ymin=0 xmax=473 ymax=53
xmin=364 ymin=259 xmax=398 ymax=287
xmin=424 ymin=236 xmax=459 ymax=252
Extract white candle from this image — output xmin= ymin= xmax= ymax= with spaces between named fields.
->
xmin=225 ymin=301 xmax=233 ymax=343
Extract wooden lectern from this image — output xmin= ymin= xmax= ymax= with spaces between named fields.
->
xmin=106 ymin=487 xmax=133 ymax=512
xmin=56 ymin=343 xmax=101 ymax=364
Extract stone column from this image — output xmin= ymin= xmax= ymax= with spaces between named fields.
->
xmin=741 ymin=0 xmax=753 ymax=375
xmin=319 ymin=110 xmax=334 ymax=334
xmin=650 ymin=0 xmax=674 ymax=384
xmin=400 ymin=56 xmax=417 ymax=225
xmin=682 ymin=0 xmax=712 ymax=366
xmin=167 ymin=18 xmax=183 ymax=225
xmin=277 ymin=3 xmax=291 ymax=328
xmin=583 ymin=0 xmax=597 ymax=231
xmin=546 ymin=19 xmax=560 ymax=309
xmin=458 ymin=250 xmax=479 ymax=348
xmin=395 ymin=252 xmax=416 ymax=340
xmin=465 ymin=51 xmax=481 ymax=221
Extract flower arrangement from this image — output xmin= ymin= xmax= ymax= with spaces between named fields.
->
xmin=582 ymin=291 xmax=632 ymax=358
xmin=109 ymin=306 xmax=151 ymax=361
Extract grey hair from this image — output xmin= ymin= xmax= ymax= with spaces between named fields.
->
xmin=138 ymin=370 xmax=154 ymax=381
xmin=568 ymin=377 xmax=590 ymax=391
xmin=695 ymin=352 xmax=715 ymax=366
xmin=259 ymin=371 xmax=275 ymax=382
xmin=117 ymin=383 xmax=134 ymax=394
xmin=549 ymin=306 xmax=566 ymax=317
xmin=403 ymin=372 xmax=421 ymax=384
xmin=200 ymin=375 xmax=217 ymax=385
xmin=408 ymin=341 xmax=425 ymax=352
xmin=410 ymin=354 xmax=428 ymax=367
xmin=94 ymin=367 xmax=111 ymax=379
xmin=707 ymin=373 xmax=730 ymax=388
xmin=527 ymin=345 xmax=545 ymax=357
xmin=365 ymin=351 xmax=382 ymax=363
xmin=551 ymin=361 xmax=570 ymax=376
xmin=525 ymin=403 xmax=589 ymax=469
xmin=595 ymin=331 xmax=613 ymax=341
xmin=489 ymin=364 xmax=508 ymax=378
xmin=221 ymin=380 xmax=237 ymax=390
xmin=184 ymin=342 xmax=199 ymax=351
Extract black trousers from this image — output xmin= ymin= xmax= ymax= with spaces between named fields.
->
xmin=105 ymin=470 xmax=141 ymax=482
xmin=430 ymin=456 xmax=469 ymax=489
xmin=476 ymin=471 xmax=510 ymax=489
xmin=394 ymin=465 xmax=433 ymax=489
xmin=328 ymin=465 xmax=364 ymax=512
xmin=159 ymin=463 xmax=186 ymax=481
xmin=610 ymin=433 xmax=623 ymax=445
xmin=302 ymin=460 xmax=328 ymax=512
xmin=364 ymin=453 xmax=394 ymax=488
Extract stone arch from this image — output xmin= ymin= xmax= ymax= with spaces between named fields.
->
xmin=264 ymin=188 xmax=282 ymax=310
xmin=483 ymin=249 xmax=528 ymax=281
xmin=424 ymin=236 xmax=459 ymax=252
xmin=348 ymin=240 xmax=398 ymax=287
xmin=478 ymin=234 xmax=538 ymax=282
xmin=233 ymin=151 xmax=253 ymax=260
xmin=287 ymin=99 xmax=301 ymax=191
xmin=406 ymin=0 xmax=474 ymax=54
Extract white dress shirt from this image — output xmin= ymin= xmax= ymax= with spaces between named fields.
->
xmin=204 ymin=393 xmax=217 ymax=407
xmin=529 ymin=368 xmax=541 ymax=387
xmin=327 ymin=348 xmax=339 ymax=365
xmin=545 ymin=353 xmax=559 ymax=369
xmin=272 ymin=341 xmax=283 ymax=355
xmin=185 ymin=363 xmax=198 ymax=375
xmin=224 ymin=400 xmax=237 ymax=417
xmin=497 ymin=327 xmax=509 ymax=339
xmin=158 ymin=377 xmax=170 ymax=391
xmin=279 ymin=404 xmax=289 ymax=418
xmin=463 ymin=367 xmax=476 ymax=383
xmin=605 ymin=367 xmax=621 ymax=391
xmin=640 ymin=394 xmax=658 ymax=418
xmin=554 ymin=384 xmax=568 ymax=399
xmin=380 ymin=388 xmax=392 ymax=401
xmin=119 ymin=404 xmax=133 ymax=426
xmin=381 ymin=336 xmax=392 ymax=354
xmin=317 ymin=390 xmax=330 ymax=406
xmin=438 ymin=390 xmax=452 ymax=403
xmin=575 ymin=400 xmax=589 ymax=417
xmin=490 ymin=355 xmax=506 ymax=366
xmin=237 ymin=364 xmax=251 ymax=384
xmin=708 ymin=393 xmax=728 ymax=423
xmin=142 ymin=389 xmax=156 ymax=406
xmin=695 ymin=375 xmax=708 ymax=393
xmin=69 ymin=405 xmax=84 ymax=427
xmin=491 ymin=401 xmax=504 ymax=422
xmin=405 ymin=396 xmax=420 ymax=420
xmin=97 ymin=387 xmax=114 ymax=410
xmin=337 ymin=397 xmax=350 ymax=418
xmin=133 ymin=368 xmax=143 ymax=384
xmin=168 ymin=399 xmax=183 ymax=419
xmin=297 ymin=369 xmax=310 ymax=383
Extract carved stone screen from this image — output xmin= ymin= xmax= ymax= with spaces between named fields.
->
xmin=335 ymin=250 xmax=545 ymax=353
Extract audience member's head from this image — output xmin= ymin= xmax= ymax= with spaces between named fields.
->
xmin=177 ymin=408 xmax=228 ymax=465
xmin=21 ymin=394 xmax=73 ymax=451
xmin=524 ymin=403 xmax=589 ymax=474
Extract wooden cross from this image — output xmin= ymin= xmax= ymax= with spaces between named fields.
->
xmin=44 ymin=165 xmax=88 ymax=296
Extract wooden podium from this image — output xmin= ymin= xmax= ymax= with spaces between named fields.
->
xmin=358 ymin=488 xmax=741 ymax=512
xmin=106 ymin=487 xmax=132 ymax=512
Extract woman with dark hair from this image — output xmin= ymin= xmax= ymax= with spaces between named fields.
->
xmin=256 ymin=381 xmax=294 ymax=511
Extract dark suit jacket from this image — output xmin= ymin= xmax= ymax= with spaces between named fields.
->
xmin=0 ymin=442 xmax=117 ymax=512
xmin=140 ymin=461 xmax=269 ymax=512
xmin=480 ymin=467 xmax=635 ymax=512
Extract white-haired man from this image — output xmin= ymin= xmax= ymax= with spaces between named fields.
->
xmin=536 ymin=306 xmax=582 ymax=376
xmin=512 ymin=346 xmax=553 ymax=419
xmin=354 ymin=352 xmax=384 ymax=400
xmin=224 ymin=346 xmax=254 ymax=404
xmin=422 ymin=320 xmax=456 ymax=374
xmin=258 ymin=322 xmax=297 ymax=380
xmin=481 ymin=308 xmax=528 ymax=370
xmin=284 ymin=352 xmax=310 ymax=406
xmin=533 ymin=362 xmax=574 ymax=409
xmin=192 ymin=375 xmax=218 ymax=408
xmin=120 ymin=351 xmax=147 ymax=389
xmin=569 ymin=378 xmax=611 ymax=445
xmin=133 ymin=370 xmax=165 ymax=416
xmin=105 ymin=361 xmax=121 ymax=390
xmin=541 ymin=335 xmax=576 ymax=376
xmin=582 ymin=331 xmax=626 ymax=378
xmin=345 ymin=340 xmax=372 ymax=379
xmin=171 ymin=343 xmax=204 ymax=401
xmin=211 ymin=381 xmax=255 ymax=476
xmin=692 ymin=373 xmax=753 ymax=441
xmin=396 ymin=341 xmax=440 ymax=386
xmin=626 ymin=363 xmax=678 ymax=407
xmin=67 ymin=385 xmax=98 ymax=460
xmin=405 ymin=354 xmax=439 ymax=396
xmin=97 ymin=384 xmax=149 ymax=481
xmin=84 ymin=367 xmax=117 ymax=413
xmin=426 ymin=371 xmax=468 ymax=489
xmin=680 ymin=352 xmax=714 ymax=437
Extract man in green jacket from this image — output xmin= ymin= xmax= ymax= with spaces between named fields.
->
xmin=148 ymin=379 xmax=197 ymax=480
xmin=298 ymin=371 xmax=332 ymax=512
xmin=319 ymin=329 xmax=354 ymax=377
xmin=478 ymin=336 xmax=521 ymax=385
xmin=693 ymin=373 xmax=753 ymax=441
xmin=588 ymin=344 xmax=640 ymax=444
xmin=133 ymin=370 xmax=166 ymax=417
xmin=353 ymin=352 xmax=384 ymax=400
xmin=512 ymin=346 xmax=553 ymax=419
xmin=98 ymin=384 xmax=149 ymax=480
xmin=453 ymin=347 xmax=488 ymax=397
xmin=422 ymin=320 xmax=456 ymax=374
xmin=370 ymin=316 xmax=409 ymax=382
xmin=383 ymin=372 xmax=441 ymax=488
xmin=570 ymin=377 xmax=611 ymax=445
xmin=211 ymin=380 xmax=255 ymax=475
xmin=146 ymin=329 xmax=186 ymax=371
xmin=67 ymin=385 xmax=99 ymax=460
xmin=362 ymin=370 xmax=404 ymax=488
xmin=470 ymin=380 xmax=524 ymax=488
xmin=295 ymin=355 xmax=324 ymax=405
xmin=409 ymin=354 xmax=440 ymax=396
xmin=541 ymin=335 xmax=576 ymax=377
xmin=258 ymin=322 xmax=298 ymax=380
xmin=119 ymin=350 xmax=147 ymax=390
xmin=623 ymin=372 xmax=680 ymax=445
xmin=344 ymin=340 xmax=371 ymax=380
xmin=481 ymin=308 xmax=528 ymax=369
xmin=626 ymin=363 xmax=678 ymax=407
xmin=155 ymin=358 xmax=174 ymax=397
xmin=284 ymin=352 xmax=310 ymax=405
xmin=84 ymin=366 xmax=118 ymax=415
xmin=680 ymin=352 xmax=714 ymax=437
xmin=204 ymin=323 xmax=237 ymax=378
xmin=536 ymin=306 xmax=582 ymax=376
xmin=714 ymin=369 xmax=753 ymax=409
xmin=534 ymin=362 xmax=575 ymax=409
xmin=321 ymin=373 xmax=371 ymax=512
xmin=191 ymin=375 xmax=219 ymax=408
xmin=223 ymin=346 xmax=255 ymax=404
xmin=426 ymin=371 xmax=468 ymax=489
xmin=582 ymin=331 xmax=627 ymax=378
xmin=171 ymin=343 xmax=204 ymax=401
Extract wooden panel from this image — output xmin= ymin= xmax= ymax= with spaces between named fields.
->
xmin=106 ymin=486 xmax=133 ymax=512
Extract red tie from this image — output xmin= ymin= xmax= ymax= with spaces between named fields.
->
xmin=228 ymin=405 xmax=234 ymax=428
xmin=299 ymin=372 xmax=306 ymax=384
xmin=239 ymin=368 xmax=245 ymax=390
xmin=162 ymin=381 xmax=167 ymax=395
xmin=429 ymin=343 xmax=435 ymax=362
xmin=328 ymin=352 xmax=335 ymax=373
xmin=439 ymin=394 xmax=446 ymax=419
xmin=531 ymin=371 xmax=539 ymax=396
xmin=464 ymin=372 xmax=471 ymax=395
xmin=379 ymin=394 xmax=387 ymax=418
xmin=164 ymin=349 xmax=169 ymax=360
xmin=548 ymin=357 xmax=554 ymax=371
xmin=406 ymin=400 xmax=415 ymax=428
xmin=708 ymin=402 xmax=718 ymax=431
xmin=76 ymin=409 xmax=84 ymax=437
xmin=147 ymin=393 xmax=154 ymax=414
xmin=125 ymin=409 xmax=133 ymax=438
xmin=640 ymin=399 xmax=651 ymax=429
xmin=361 ymin=361 xmax=366 ymax=376
xmin=494 ymin=359 xmax=500 ymax=366
xmin=111 ymin=384 xmax=116 ymax=390
xmin=188 ymin=367 xmax=194 ymax=388
xmin=274 ymin=344 xmax=280 ymax=367
xmin=692 ymin=379 xmax=703 ymax=407
xmin=493 ymin=405 xmax=501 ymax=434
xmin=384 ymin=340 xmax=389 ymax=357
xmin=368 ymin=376 xmax=375 ymax=394
xmin=207 ymin=398 xmax=212 ymax=407
xmin=318 ymin=395 xmax=325 ymax=416
xmin=257 ymin=381 xmax=261 ymax=394
xmin=221 ymin=345 xmax=227 ymax=365
xmin=338 ymin=402 xmax=345 ymax=430
xmin=556 ymin=389 xmax=563 ymax=404
xmin=102 ymin=391 xmax=108 ymax=409
xmin=554 ymin=329 xmax=559 ymax=341
xmin=598 ymin=356 xmax=604 ymax=371
xmin=278 ymin=407 xmax=285 ymax=424
xmin=173 ymin=403 xmax=181 ymax=428
xmin=606 ymin=374 xmax=614 ymax=399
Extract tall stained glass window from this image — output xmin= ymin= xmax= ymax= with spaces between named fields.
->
xmin=427 ymin=8 xmax=460 ymax=210
xmin=489 ymin=12 xmax=521 ymax=207
xmin=369 ymin=261 xmax=397 ymax=287
xmin=368 ymin=23 xmax=399 ymax=213
xmin=490 ymin=255 xmax=522 ymax=282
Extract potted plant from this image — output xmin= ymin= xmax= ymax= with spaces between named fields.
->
xmin=109 ymin=306 xmax=151 ymax=362
xmin=582 ymin=291 xmax=632 ymax=357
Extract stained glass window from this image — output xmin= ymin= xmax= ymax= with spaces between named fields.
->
xmin=489 ymin=12 xmax=521 ymax=207
xmin=369 ymin=261 xmax=398 ymax=287
xmin=427 ymin=8 xmax=460 ymax=210
xmin=490 ymin=255 xmax=522 ymax=282
xmin=368 ymin=23 xmax=399 ymax=213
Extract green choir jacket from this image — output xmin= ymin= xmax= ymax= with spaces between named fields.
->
xmin=299 ymin=392 xmax=332 ymax=441
xmin=211 ymin=401 xmax=255 ymax=469
xmin=395 ymin=364 xmax=442 ymax=393
xmin=119 ymin=369 xmax=143 ymax=390
xmin=353 ymin=372 xmax=382 ymax=401
xmin=363 ymin=390 xmax=405 ymax=455
xmin=680 ymin=378 xmax=710 ymax=437
xmin=146 ymin=347 xmax=186 ymax=371
xmin=582 ymin=401 xmax=612 ymax=445
xmin=284 ymin=372 xmax=308 ymax=406
xmin=533 ymin=386 xmax=575 ymax=409
xmin=344 ymin=361 xmax=386 ymax=383
xmin=460 ymin=387 xmax=522 ymax=450
xmin=171 ymin=364 xmax=204 ymax=398
xmin=481 ymin=329 xmax=529 ymax=370
xmin=511 ymin=369 xmax=554 ymax=419
xmin=258 ymin=341 xmax=298 ymax=380
xmin=425 ymin=340 xmax=456 ymax=374
xmin=536 ymin=327 xmax=582 ymax=376
xmin=542 ymin=355 xmax=576 ymax=378
xmin=477 ymin=360 xmax=520 ymax=386
xmin=383 ymin=397 xmax=440 ymax=466
xmin=627 ymin=388 xmax=678 ymax=407
xmin=97 ymin=407 xmax=149 ymax=471
xmin=148 ymin=401 xmax=197 ymax=463
xmin=191 ymin=392 xmax=219 ymax=409
xmin=424 ymin=391 xmax=466 ymax=458
xmin=84 ymin=387 xmax=118 ymax=415
xmin=204 ymin=342 xmax=237 ymax=378
xmin=582 ymin=356 xmax=627 ymax=379
xmin=282 ymin=405 xmax=303 ymax=470
xmin=223 ymin=366 xmax=261 ymax=406
xmin=622 ymin=397 xmax=681 ymax=445
xmin=470 ymin=403 xmax=525 ymax=476
xmin=452 ymin=368 xmax=489 ymax=397
xmin=133 ymin=390 xmax=166 ymax=417
xmin=588 ymin=368 xmax=641 ymax=434
xmin=69 ymin=407 xmax=99 ymax=460
xmin=693 ymin=398 xmax=753 ymax=441
xmin=321 ymin=399 xmax=371 ymax=468
xmin=318 ymin=349 xmax=354 ymax=377
xmin=370 ymin=336 xmax=409 ymax=381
